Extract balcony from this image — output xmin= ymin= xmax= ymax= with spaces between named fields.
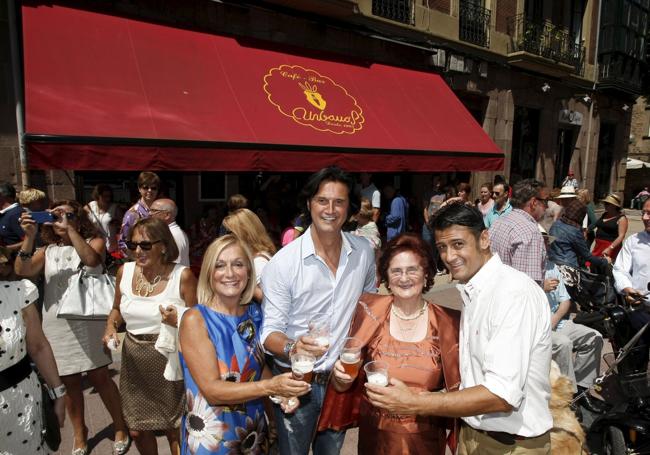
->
xmin=372 ymin=0 xmax=414 ymax=25
xmin=459 ymin=2 xmax=491 ymax=48
xmin=507 ymin=14 xmax=585 ymax=76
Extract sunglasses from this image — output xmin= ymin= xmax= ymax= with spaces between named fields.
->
xmin=126 ymin=240 xmax=161 ymax=251
xmin=535 ymin=197 xmax=550 ymax=206
xmin=492 ymin=191 xmax=503 ymax=196
xmin=141 ymin=185 xmax=158 ymax=191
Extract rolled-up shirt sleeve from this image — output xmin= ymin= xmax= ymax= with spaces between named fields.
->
xmin=260 ymin=259 xmax=292 ymax=346
xmin=481 ymin=291 xmax=540 ymax=407
xmin=613 ymin=238 xmax=634 ymax=292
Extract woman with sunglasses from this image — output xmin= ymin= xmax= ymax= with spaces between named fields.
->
xmin=118 ymin=171 xmax=160 ymax=255
xmin=16 ymin=201 xmax=129 ymax=455
xmin=104 ymin=217 xmax=197 ymax=455
xmin=178 ymin=235 xmax=310 ymax=454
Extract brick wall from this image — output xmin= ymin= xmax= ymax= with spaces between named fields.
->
xmin=496 ymin=0 xmax=517 ymax=33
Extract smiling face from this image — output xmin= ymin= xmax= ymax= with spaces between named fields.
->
xmin=480 ymin=186 xmax=491 ymax=203
xmin=387 ymin=251 xmax=426 ymax=301
xmin=435 ymin=225 xmax=491 ymax=284
xmin=131 ymin=227 xmax=165 ymax=269
xmin=307 ymin=180 xmax=349 ymax=236
xmin=211 ymin=244 xmax=250 ymax=302
xmin=139 ymin=184 xmax=158 ymax=205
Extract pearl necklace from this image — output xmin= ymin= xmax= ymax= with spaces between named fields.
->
xmin=135 ymin=268 xmax=162 ymax=297
xmin=391 ymin=301 xmax=428 ymax=321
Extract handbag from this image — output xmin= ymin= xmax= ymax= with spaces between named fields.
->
xmin=57 ymin=263 xmax=116 ymax=320
xmin=41 ymin=382 xmax=61 ymax=451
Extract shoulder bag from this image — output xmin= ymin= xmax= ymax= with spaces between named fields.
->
xmin=57 ymin=262 xmax=116 ymax=320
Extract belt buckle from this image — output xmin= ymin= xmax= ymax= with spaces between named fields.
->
xmin=487 ymin=431 xmax=516 ymax=446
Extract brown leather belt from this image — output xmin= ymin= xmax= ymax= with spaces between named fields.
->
xmin=276 ymin=365 xmax=331 ymax=386
xmin=464 ymin=422 xmax=540 ymax=446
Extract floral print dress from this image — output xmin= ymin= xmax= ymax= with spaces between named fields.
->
xmin=180 ymin=304 xmax=268 ymax=455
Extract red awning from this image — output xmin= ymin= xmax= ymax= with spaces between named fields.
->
xmin=22 ymin=4 xmax=503 ymax=172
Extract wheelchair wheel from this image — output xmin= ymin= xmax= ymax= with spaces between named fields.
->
xmin=603 ymin=425 xmax=627 ymax=455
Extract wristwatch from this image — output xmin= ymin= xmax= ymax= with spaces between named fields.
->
xmin=17 ymin=249 xmax=34 ymax=260
xmin=283 ymin=340 xmax=296 ymax=359
xmin=47 ymin=384 xmax=67 ymax=400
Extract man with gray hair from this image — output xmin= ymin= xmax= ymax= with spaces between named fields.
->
xmin=150 ymin=198 xmax=190 ymax=266
xmin=489 ymin=179 xmax=549 ymax=284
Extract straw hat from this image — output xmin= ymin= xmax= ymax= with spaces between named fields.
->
xmin=556 ymin=185 xmax=577 ymax=199
xmin=601 ymin=193 xmax=622 ymax=208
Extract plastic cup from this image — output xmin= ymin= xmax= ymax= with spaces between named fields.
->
xmin=339 ymin=337 xmax=362 ymax=377
xmin=364 ymin=361 xmax=389 ymax=387
xmin=291 ymin=353 xmax=315 ymax=383
xmin=107 ymin=337 xmax=118 ymax=351
xmin=308 ymin=313 xmax=330 ymax=347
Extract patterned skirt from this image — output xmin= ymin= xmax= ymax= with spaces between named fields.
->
xmin=120 ymin=332 xmax=185 ymax=431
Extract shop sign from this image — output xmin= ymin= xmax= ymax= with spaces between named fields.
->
xmin=263 ymin=65 xmax=364 ymax=134
xmin=558 ymin=109 xmax=583 ymax=126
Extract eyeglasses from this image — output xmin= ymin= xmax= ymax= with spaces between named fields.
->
xmin=535 ymin=197 xmax=550 ymax=206
xmin=492 ymin=191 xmax=503 ymax=197
xmin=388 ymin=266 xmax=424 ymax=278
xmin=141 ymin=185 xmax=158 ymax=191
xmin=149 ymin=208 xmax=168 ymax=214
xmin=126 ymin=240 xmax=161 ymax=251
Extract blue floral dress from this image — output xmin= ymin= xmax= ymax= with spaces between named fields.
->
xmin=180 ymin=303 xmax=268 ymax=455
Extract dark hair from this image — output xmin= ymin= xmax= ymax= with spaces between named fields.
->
xmin=494 ymin=174 xmax=506 ymax=185
xmin=430 ymin=202 xmax=485 ymax=239
xmin=299 ymin=166 xmax=358 ymax=224
xmin=137 ymin=171 xmax=160 ymax=189
xmin=378 ymin=233 xmax=436 ymax=292
xmin=0 ymin=183 xmax=16 ymax=200
xmin=130 ymin=217 xmax=179 ymax=264
xmin=493 ymin=182 xmax=510 ymax=194
xmin=41 ymin=200 xmax=99 ymax=245
xmin=227 ymin=194 xmax=248 ymax=212
xmin=92 ymin=184 xmax=113 ymax=201
xmin=510 ymin=179 xmax=545 ymax=209
xmin=458 ymin=183 xmax=471 ymax=194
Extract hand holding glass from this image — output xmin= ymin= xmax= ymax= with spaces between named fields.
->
xmin=339 ymin=337 xmax=362 ymax=378
xmin=291 ymin=353 xmax=316 ymax=383
xmin=364 ymin=361 xmax=389 ymax=387
xmin=308 ymin=313 xmax=330 ymax=348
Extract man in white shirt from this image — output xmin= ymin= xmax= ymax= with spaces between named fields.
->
xmin=356 ymin=172 xmax=380 ymax=222
xmin=150 ymin=198 xmax=190 ymax=267
xmin=261 ymin=166 xmax=376 ymax=455
xmin=367 ymin=203 xmax=552 ymax=454
xmin=613 ymin=198 xmax=650 ymax=340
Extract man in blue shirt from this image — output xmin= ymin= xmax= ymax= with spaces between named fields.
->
xmin=484 ymin=182 xmax=512 ymax=228
xmin=383 ymin=184 xmax=409 ymax=241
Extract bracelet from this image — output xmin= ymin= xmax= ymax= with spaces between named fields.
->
xmin=47 ymin=384 xmax=67 ymax=400
xmin=17 ymin=249 xmax=34 ymax=260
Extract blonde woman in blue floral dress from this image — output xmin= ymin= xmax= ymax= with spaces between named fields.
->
xmin=179 ymin=235 xmax=310 ymax=454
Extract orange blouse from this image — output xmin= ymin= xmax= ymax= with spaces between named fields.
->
xmin=317 ymin=293 xmax=461 ymax=454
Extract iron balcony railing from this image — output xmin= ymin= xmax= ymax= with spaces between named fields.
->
xmin=459 ymin=2 xmax=491 ymax=48
xmin=507 ymin=14 xmax=585 ymax=75
xmin=372 ymin=0 xmax=414 ymax=25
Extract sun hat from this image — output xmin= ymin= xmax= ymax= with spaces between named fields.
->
xmin=556 ymin=185 xmax=577 ymax=199
xmin=601 ymin=193 xmax=622 ymax=208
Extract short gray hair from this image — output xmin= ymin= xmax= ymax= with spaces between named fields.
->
xmin=510 ymin=179 xmax=545 ymax=209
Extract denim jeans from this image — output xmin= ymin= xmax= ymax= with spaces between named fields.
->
xmin=271 ymin=366 xmax=346 ymax=454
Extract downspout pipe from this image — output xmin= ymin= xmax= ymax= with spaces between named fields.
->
xmin=7 ymin=0 xmax=29 ymax=189
xmin=582 ymin=0 xmax=602 ymax=190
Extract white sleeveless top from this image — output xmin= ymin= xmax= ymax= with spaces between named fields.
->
xmin=120 ymin=262 xmax=187 ymax=335
xmin=87 ymin=200 xmax=118 ymax=253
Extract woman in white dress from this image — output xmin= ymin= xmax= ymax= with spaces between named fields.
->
xmin=1 ymin=246 xmax=65 ymax=454
xmin=16 ymin=200 xmax=129 ymax=455
xmin=222 ymin=208 xmax=276 ymax=302
xmin=84 ymin=184 xmax=122 ymax=257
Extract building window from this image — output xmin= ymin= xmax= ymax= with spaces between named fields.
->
xmin=372 ymin=0 xmax=414 ymax=25
xmin=459 ymin=1 xmax=491 ymax=48
xmin=199 ymin=172 xmax=226 ymax=201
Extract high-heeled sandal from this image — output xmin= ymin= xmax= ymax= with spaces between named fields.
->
xmin=113 ymin=435 xmax=131 ymax=455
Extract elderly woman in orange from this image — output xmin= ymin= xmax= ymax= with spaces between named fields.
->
xmin=103 ymin=217 xmax=197 ymax=455
xmin=318 ymin=233 xmax=461 ymax=454
xmin=222 ymin=208 xmax=276 ymax=302
xmin=178 ymin=235 xmax=310 ymax=454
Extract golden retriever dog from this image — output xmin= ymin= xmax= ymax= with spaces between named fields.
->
xmin=549 ymin=361 xmax=589 ymax=454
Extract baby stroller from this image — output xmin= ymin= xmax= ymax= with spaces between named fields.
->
xmin=568 ymin=267 xmax=650 ymax=454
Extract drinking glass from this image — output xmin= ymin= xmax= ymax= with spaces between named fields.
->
xmin=339 ymin=337 xmax=362 ymax=377
xmin=364 ymin=360 xmax=389 ymax=387
xmin=291 ymin=353 xmax=316 ymax=383
xmin=308 ymin=312 xmax=330 ymax=347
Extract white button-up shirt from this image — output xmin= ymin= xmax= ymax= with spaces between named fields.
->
xmin=457 ymin=255 xmax=553 ymax=437
xmin=613 ymin=231 xmax=650 ymax=304
xmin=260 ymin=227 xmax=376 ymax=371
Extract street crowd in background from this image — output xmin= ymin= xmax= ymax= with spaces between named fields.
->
xmin=0 ymin=167 xmax=648 ymax=455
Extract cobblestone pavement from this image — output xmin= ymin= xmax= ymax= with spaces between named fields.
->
xmin=56 ymin=209 xmax=646 ymax=454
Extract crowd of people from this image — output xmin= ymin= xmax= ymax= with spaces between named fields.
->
xmin=0 ymin=167 xmax=648 ymax=455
